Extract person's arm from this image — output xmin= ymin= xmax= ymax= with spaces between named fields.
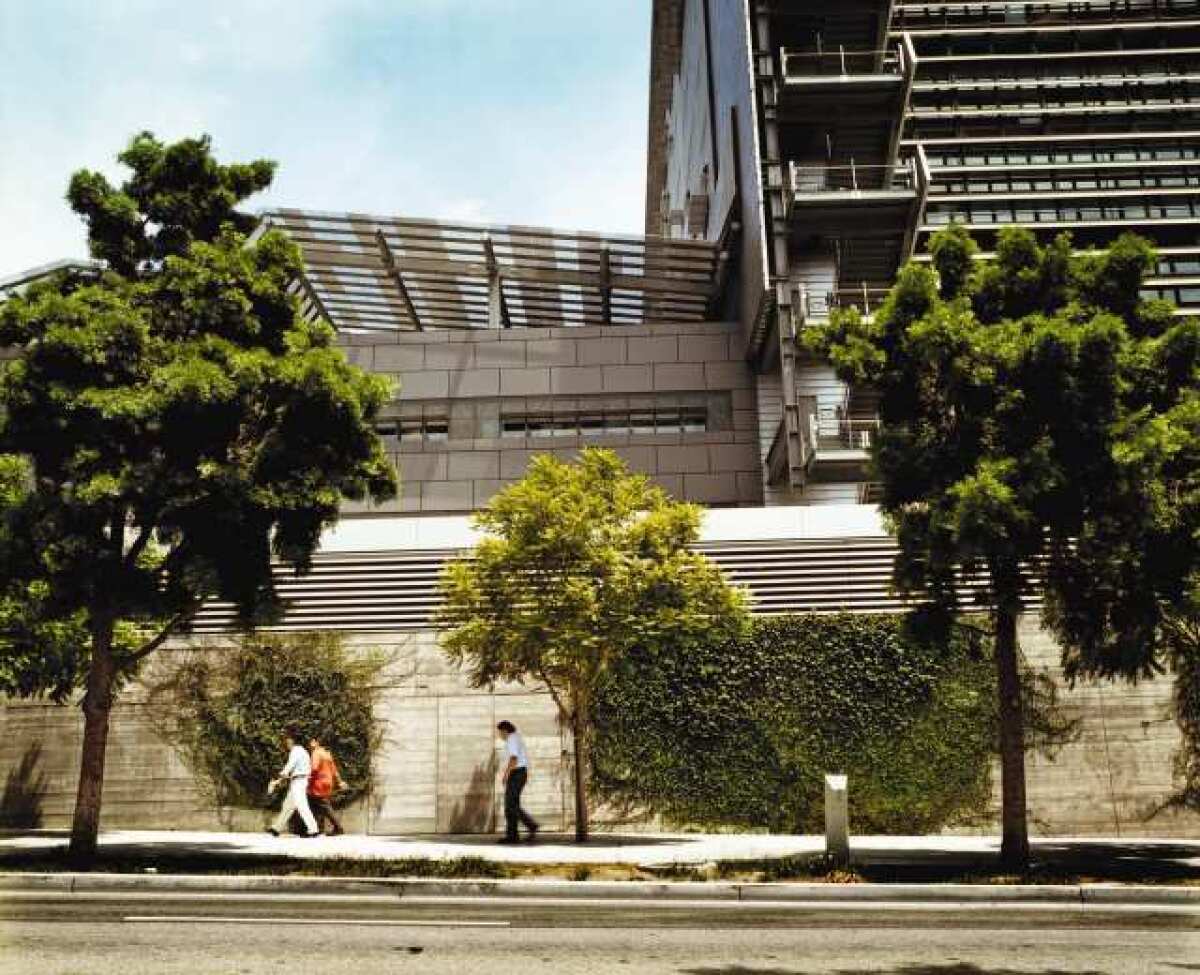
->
xmin=279 ymin=747 xmax=298 ymax=780
xmin=501 ymin=755 xmax=516 ymax=784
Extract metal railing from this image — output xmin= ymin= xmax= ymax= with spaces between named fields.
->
xmin=789 ymin=283 xmax=894 ymax=328
xmin=781 ymin=45 xmax=904 ymax=78
xmin=790 ymin=157 xmax=919 ymax=195
xmin=810 ymin=410 xmax=878 ymax=453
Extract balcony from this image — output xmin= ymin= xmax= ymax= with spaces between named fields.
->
xmin=787 ymin=283 xmax=893 ymax=334
xmin=777 ymin=36 xmax=917 ymax=128
xmin=766 ymin=394 xmax=877 ymax=489
xmin=784 ymin=156 xmax=927 ymax=242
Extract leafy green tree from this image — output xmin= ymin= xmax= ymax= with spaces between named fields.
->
xmin=148 ymin=632 xmax=385 ymax=813
xmin=0 ymin=133 xmax=396 ymax=858
xmin=436 ymin=448 xmax=748 ymax=841
xmin=809 ymin=225 xmax=1178 ymax=868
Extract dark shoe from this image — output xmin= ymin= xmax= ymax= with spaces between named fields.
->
xmin=266 ymin=828 xmax=279 ymax=837
xmin=330 ymin=826 xmax=345 ymax=837
xmin=305 ymin=831 xmax=321 ymax=838
xmin=497 ymin=837 xmax=518 ymax=845
xmin=526 ymin=824 xmax=539 ymax=844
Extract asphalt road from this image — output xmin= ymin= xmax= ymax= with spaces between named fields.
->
xmin=1 ymin=892 xmax=1197 ymax=974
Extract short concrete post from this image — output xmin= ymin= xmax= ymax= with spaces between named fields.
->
xmin=824 ymin=773 xmax=849 ymax=866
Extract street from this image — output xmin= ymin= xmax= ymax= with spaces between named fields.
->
xmin=1 ymin=892 xmax=1197 ymax=974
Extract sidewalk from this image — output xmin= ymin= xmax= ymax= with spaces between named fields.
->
xmin=2 ymin=828 xmax=1199 ymax=874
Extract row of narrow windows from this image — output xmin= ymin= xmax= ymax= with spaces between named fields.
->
xmin=916 ymin=64 xmax=1200 ymax=86
xmin=1143 ymin=285 xmax=1200 ymax=304
xmin=895 ymin=1 xmax=1196 ymax=30
xmin=912 ymin=82 xmax=1199 ymax=111
xmin=929 ymin=171 xmax=1200 ymax=191
xmin=925 ymin=143 xmax=1200 ymax=165
xmin=376 ymin=407 xmax=711 ymax=442
xmin=908 ymin=34 xmax=1198 ymax=58
xmin=499 ymin=407 xmax=709 ymax=439
xmin=926 ymin=198 xmax=1200 ymax=220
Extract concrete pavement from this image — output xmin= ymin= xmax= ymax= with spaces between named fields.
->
xmin=4 ymin=828 xmax=1200 ymax=870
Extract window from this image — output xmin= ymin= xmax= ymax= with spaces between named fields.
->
xmin=499 ymin=404 xmax=710 ymax=439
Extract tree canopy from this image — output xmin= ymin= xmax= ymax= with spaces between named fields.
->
xmin=808 ymin=224 xmax=1192 ymax=866
xmin=436 ymin=447 xmax=748 ymax=840
xmin=0 ymin=132 xmax=397 ymax=855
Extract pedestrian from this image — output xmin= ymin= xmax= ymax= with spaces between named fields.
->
xmin=496 ymin=720 xmax=539 ymax=844
xmin=266 ymin=725 xmax=321 ymax=838
xmin=307 ymin=732 xmax=348 ymax=836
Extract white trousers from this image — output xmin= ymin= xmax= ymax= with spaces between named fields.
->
xmin=273 ymin=776 xmax=319 ymax=835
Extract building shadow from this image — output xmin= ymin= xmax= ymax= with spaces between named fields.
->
xmin=0 ymin=742 xmax=49 ymax=829
xmin=446 ymin=758 xmax=496 ymax=834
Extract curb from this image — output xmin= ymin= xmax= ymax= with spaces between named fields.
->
xmin=1 ymin=873 xmax=1197 ymax=906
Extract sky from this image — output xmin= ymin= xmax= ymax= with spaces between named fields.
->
xmin=0 ymin=0 xmax=652 ymax=278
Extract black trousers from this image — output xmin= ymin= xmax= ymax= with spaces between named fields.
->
xmin=308 ymin=795 xmax=343 ymax=834
xmin=504 ymin=768 xmax=538 ymax=839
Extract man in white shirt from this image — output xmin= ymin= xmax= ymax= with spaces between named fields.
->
xmin=497 ymin=720 xmax=539 ymax=844
xmin=266 ymin=726 xmax=320 ymax=837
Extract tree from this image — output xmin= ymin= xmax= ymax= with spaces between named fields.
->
xmin=436 ymin=448 xmax=748 ymax=841
xmin=0 ymin=133 xmax=397 ymax=859
xmin=809 ymin=225 xmax=1176 ymax=868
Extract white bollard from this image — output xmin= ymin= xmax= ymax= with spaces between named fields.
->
xmin=824 ymin=773 xmax=850 ymax=866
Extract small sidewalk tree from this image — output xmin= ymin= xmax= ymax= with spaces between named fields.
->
xmin=810 ymin=225 xmax=1182 ymax=869
xmin=436 ymin=448 xmax=747 ymax=841
xmin=0 ymin=133 xmax=397 ymax=860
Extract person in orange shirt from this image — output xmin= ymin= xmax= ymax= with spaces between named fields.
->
xmin=307 ymin=733 xmax=348 ymax=836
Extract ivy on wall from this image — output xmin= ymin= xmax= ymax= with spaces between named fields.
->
xmin=592 ymin=613 xmax=1074 ymax=834
xmin=148 ymin=632 xmax=386 ymax=811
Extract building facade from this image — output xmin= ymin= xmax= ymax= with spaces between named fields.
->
xmin=649 ymin=0 xmax=1200 ymax=506
xmin=2 ymin=1 xmax=1198 ymax=837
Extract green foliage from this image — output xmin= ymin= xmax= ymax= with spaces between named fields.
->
xmin=807 ymin=225 xmax=1180 ymax=654
xmin=592 ymin=613 xmax=1072 ymax=834
xmin=438 ymin=448 xmax=748 ymax=698
xmin=437 ymin=447 xmax=748 ymax=838
xmin=148 ymin=632 xmax=385 ymax=810
xmin=0 ymin=131 xmax=397 ymax=697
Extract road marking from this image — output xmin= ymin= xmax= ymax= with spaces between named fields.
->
xmin=123 ymin=916 xmax=510 ymax=927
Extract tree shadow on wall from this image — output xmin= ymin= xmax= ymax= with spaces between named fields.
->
xmin=0 ymin=742 xmax=49 ymax=829
xmin=680 ymin=966 xmax=1110 ymax=975
xmin=446 ymin=756 xmax=497 ymax=834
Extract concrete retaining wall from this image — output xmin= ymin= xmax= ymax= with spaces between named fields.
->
xmin=2 ymin=620 xmax=1197 ymax=837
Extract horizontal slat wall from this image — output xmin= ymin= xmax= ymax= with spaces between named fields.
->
xmin=190 ymin=537 xmax=1040 ymax=633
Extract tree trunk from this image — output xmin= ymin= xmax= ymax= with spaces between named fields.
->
xmin=994 ymin=604 xmax=1030 ymax=871
xmin=571 ymin=698 xmax=589 ymax=843
xmin=68 ymin=619 xmax=117 ymax=862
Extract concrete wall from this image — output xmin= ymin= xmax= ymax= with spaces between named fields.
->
xmin=4 ymin=620 xmax=1198 ymax=838
xmin=0 ymin=634 xmax=565 ymax=835
xmin=339 ymin=320 xmax=764 ymax=514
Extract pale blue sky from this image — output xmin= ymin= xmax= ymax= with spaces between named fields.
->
xmin=0 ymin=1 xmax=652 ymax=277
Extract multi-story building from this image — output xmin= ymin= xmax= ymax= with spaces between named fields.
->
xmin=649 ymin=0 xmax=1199 ymax=506
xmin=2 ymin=1 xmax=1197 ymax=837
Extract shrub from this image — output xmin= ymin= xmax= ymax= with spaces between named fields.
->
xmin=149 ymin=632 xmax=386 ymax=810
xmin=592 ymin=613 xmax=1071 ymax=834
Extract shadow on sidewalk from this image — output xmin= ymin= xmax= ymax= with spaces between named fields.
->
xmin=681 ymin=967 xmax=1111 ymax=975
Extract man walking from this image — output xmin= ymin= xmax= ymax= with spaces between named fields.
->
xmin=266 ymin=726 xmax=320 ymax=838
xmin=497 ymin=720 xmax=539 ymax=844
xmin=307 ymin=732 xmax=347 ymax=836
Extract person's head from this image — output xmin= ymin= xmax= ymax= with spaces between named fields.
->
xmin=308 ymin=733 xmax=323 ymax=752
xmin=496 ymin=720 xmax=516 ymax=740
xmin=283 ymin=725 xmax=302 ymax=749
